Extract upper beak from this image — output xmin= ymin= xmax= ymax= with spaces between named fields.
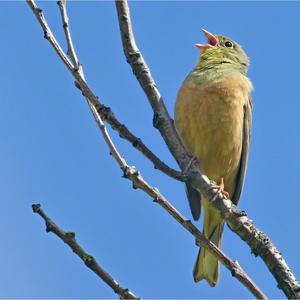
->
xmin=195 ymin=29 xmax=218 ymax=52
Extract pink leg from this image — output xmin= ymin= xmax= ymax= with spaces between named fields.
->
xmin=209 ymin=177 xmax=229 ymax=201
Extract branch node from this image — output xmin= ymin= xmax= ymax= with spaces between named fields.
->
xmin=231 ymin=261 xmax=241 ymax=277
xmin=45 ymin=221 xmax=53 ymax=232
xmin=74 ymin=80 xmax=82 ymax=91
xmin=97 ymin=104 xmax=112 ymax=122
xmin=32 ymin=203 xmax=41 ymax=213
xmin=122 ymin=166 xmax=131 ymax=178
xmin=132 ymin=182 xmax=138 ymax=190
xmin=132 ymin=138 xmax=141 ymax=148
xmin=153 ymin=196 xmax=159 ymax=203
xmin=152 ymin=187 xmax=160 ymax=194
xmin=65 ymin=232 xmax=76 ymax=239
xmin=232 ymin=207 xmax=248 ymax=217
xmin=83 ymin=254 xmax=94 ymax=266
xmin=43 ymin=30 xmax=50 ymax=40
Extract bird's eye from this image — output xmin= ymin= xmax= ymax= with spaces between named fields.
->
xmin=225 ymin=41 xmax=233 ymax=48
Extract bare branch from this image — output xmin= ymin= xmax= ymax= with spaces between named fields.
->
xmin=57 ymin=0 xmax=80 ymax=67
xmin=96 ymin=103 xmax=183 ymax=181
xmin=32 ymin=204 xmax=139 ymax=300
xmin=115 ymin=1 xmax=300 ymax=298
xmin=27 ymin=1 xmax=266 ymax=298
xmin=56 ymin=0 xmax=182 ymax=181
xmin=27 ymin=0 xmax=74 ymax=72
xmin=27 ymin=0 xmax=182 ymax=182
xmin=115 ymin=0 xmax=189 ymax=171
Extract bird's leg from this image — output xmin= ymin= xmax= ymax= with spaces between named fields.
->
xmin=209 ymin=177 xmax=230 ymax=201
xmin=182 ymin=156 xmax=198 ymax=176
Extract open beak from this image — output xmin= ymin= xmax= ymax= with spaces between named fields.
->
xmin=195 ymin=29 xmax=218 ymax=52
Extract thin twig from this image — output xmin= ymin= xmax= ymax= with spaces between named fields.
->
xmin=57 ymin=0 xmax=84 ymax=79
xmin=26 ymin=1 xmax=267 ymax=299
xmin=115 ymin=1 xmax=300 ymax=299
xmin=32 ymin=204 xmax=139 ymax=300
xmin=57 ymin=0 xmax=79 ymax=66
xmin=27 ymin=0 xmax=182 ymax=182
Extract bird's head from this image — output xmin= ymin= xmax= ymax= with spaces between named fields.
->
xmin=195 ymin=29 xmax=249 ymax=74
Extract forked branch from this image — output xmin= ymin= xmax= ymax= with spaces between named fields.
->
xmin=27 ymin=0 xmax=182 ymax=182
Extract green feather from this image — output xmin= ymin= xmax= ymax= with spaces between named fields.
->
xmin=186 ymin=35 xmax=249 ymax=87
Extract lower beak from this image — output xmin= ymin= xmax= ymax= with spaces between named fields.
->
xmin=195 ymin=29 xmax=218 ymax=53
xmin=195 ymin=43 xmax=213 ymax=52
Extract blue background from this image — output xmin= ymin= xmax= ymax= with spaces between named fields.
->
xmin=0 ymin=1 xmax=299 ymax=298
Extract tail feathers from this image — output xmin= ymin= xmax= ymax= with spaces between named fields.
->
xmin=185 ymin=183 xmax=201 ymax=221
xmin=193 ymin=222 xmax=224 ymax=286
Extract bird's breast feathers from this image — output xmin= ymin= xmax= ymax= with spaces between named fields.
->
xmin=175 ymin=73 xmax=252 ymax=187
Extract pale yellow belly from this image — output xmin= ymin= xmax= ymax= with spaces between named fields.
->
xmin=175 ymin=78 xmax=246 ymax=195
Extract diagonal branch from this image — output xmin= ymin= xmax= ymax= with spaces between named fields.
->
xmin=96 ymin=102 xmax=183 ymax=181
xmin=57 ymin=0 xmax=182 ymax=181
xmin=27 ymin=0 xmax=182 ymax=182
xmin=32 ymin=204 xmax=139 ymax=300
xmin=115 ymin=1 xmax=300 ymax=299
xmin=27 ymin=1 xmax=266 ymax=299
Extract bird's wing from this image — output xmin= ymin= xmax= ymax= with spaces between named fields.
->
xmin=185 ymin=183 xmax=201 ymax=220
xmin=231 ymin=95 xmax=253 ymax=205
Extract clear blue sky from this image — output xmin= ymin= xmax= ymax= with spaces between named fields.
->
xmin=0 ymin=1 xmax=299 ymax=298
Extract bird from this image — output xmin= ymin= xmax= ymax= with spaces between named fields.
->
xmin=174 ymin=29 xmax=253 ymax=287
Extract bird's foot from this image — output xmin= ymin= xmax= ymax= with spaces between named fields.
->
xmin=182 ymin=156 xmax=198 ymax=176
xmin=209 ymin=177 xmax=229 ymax=201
